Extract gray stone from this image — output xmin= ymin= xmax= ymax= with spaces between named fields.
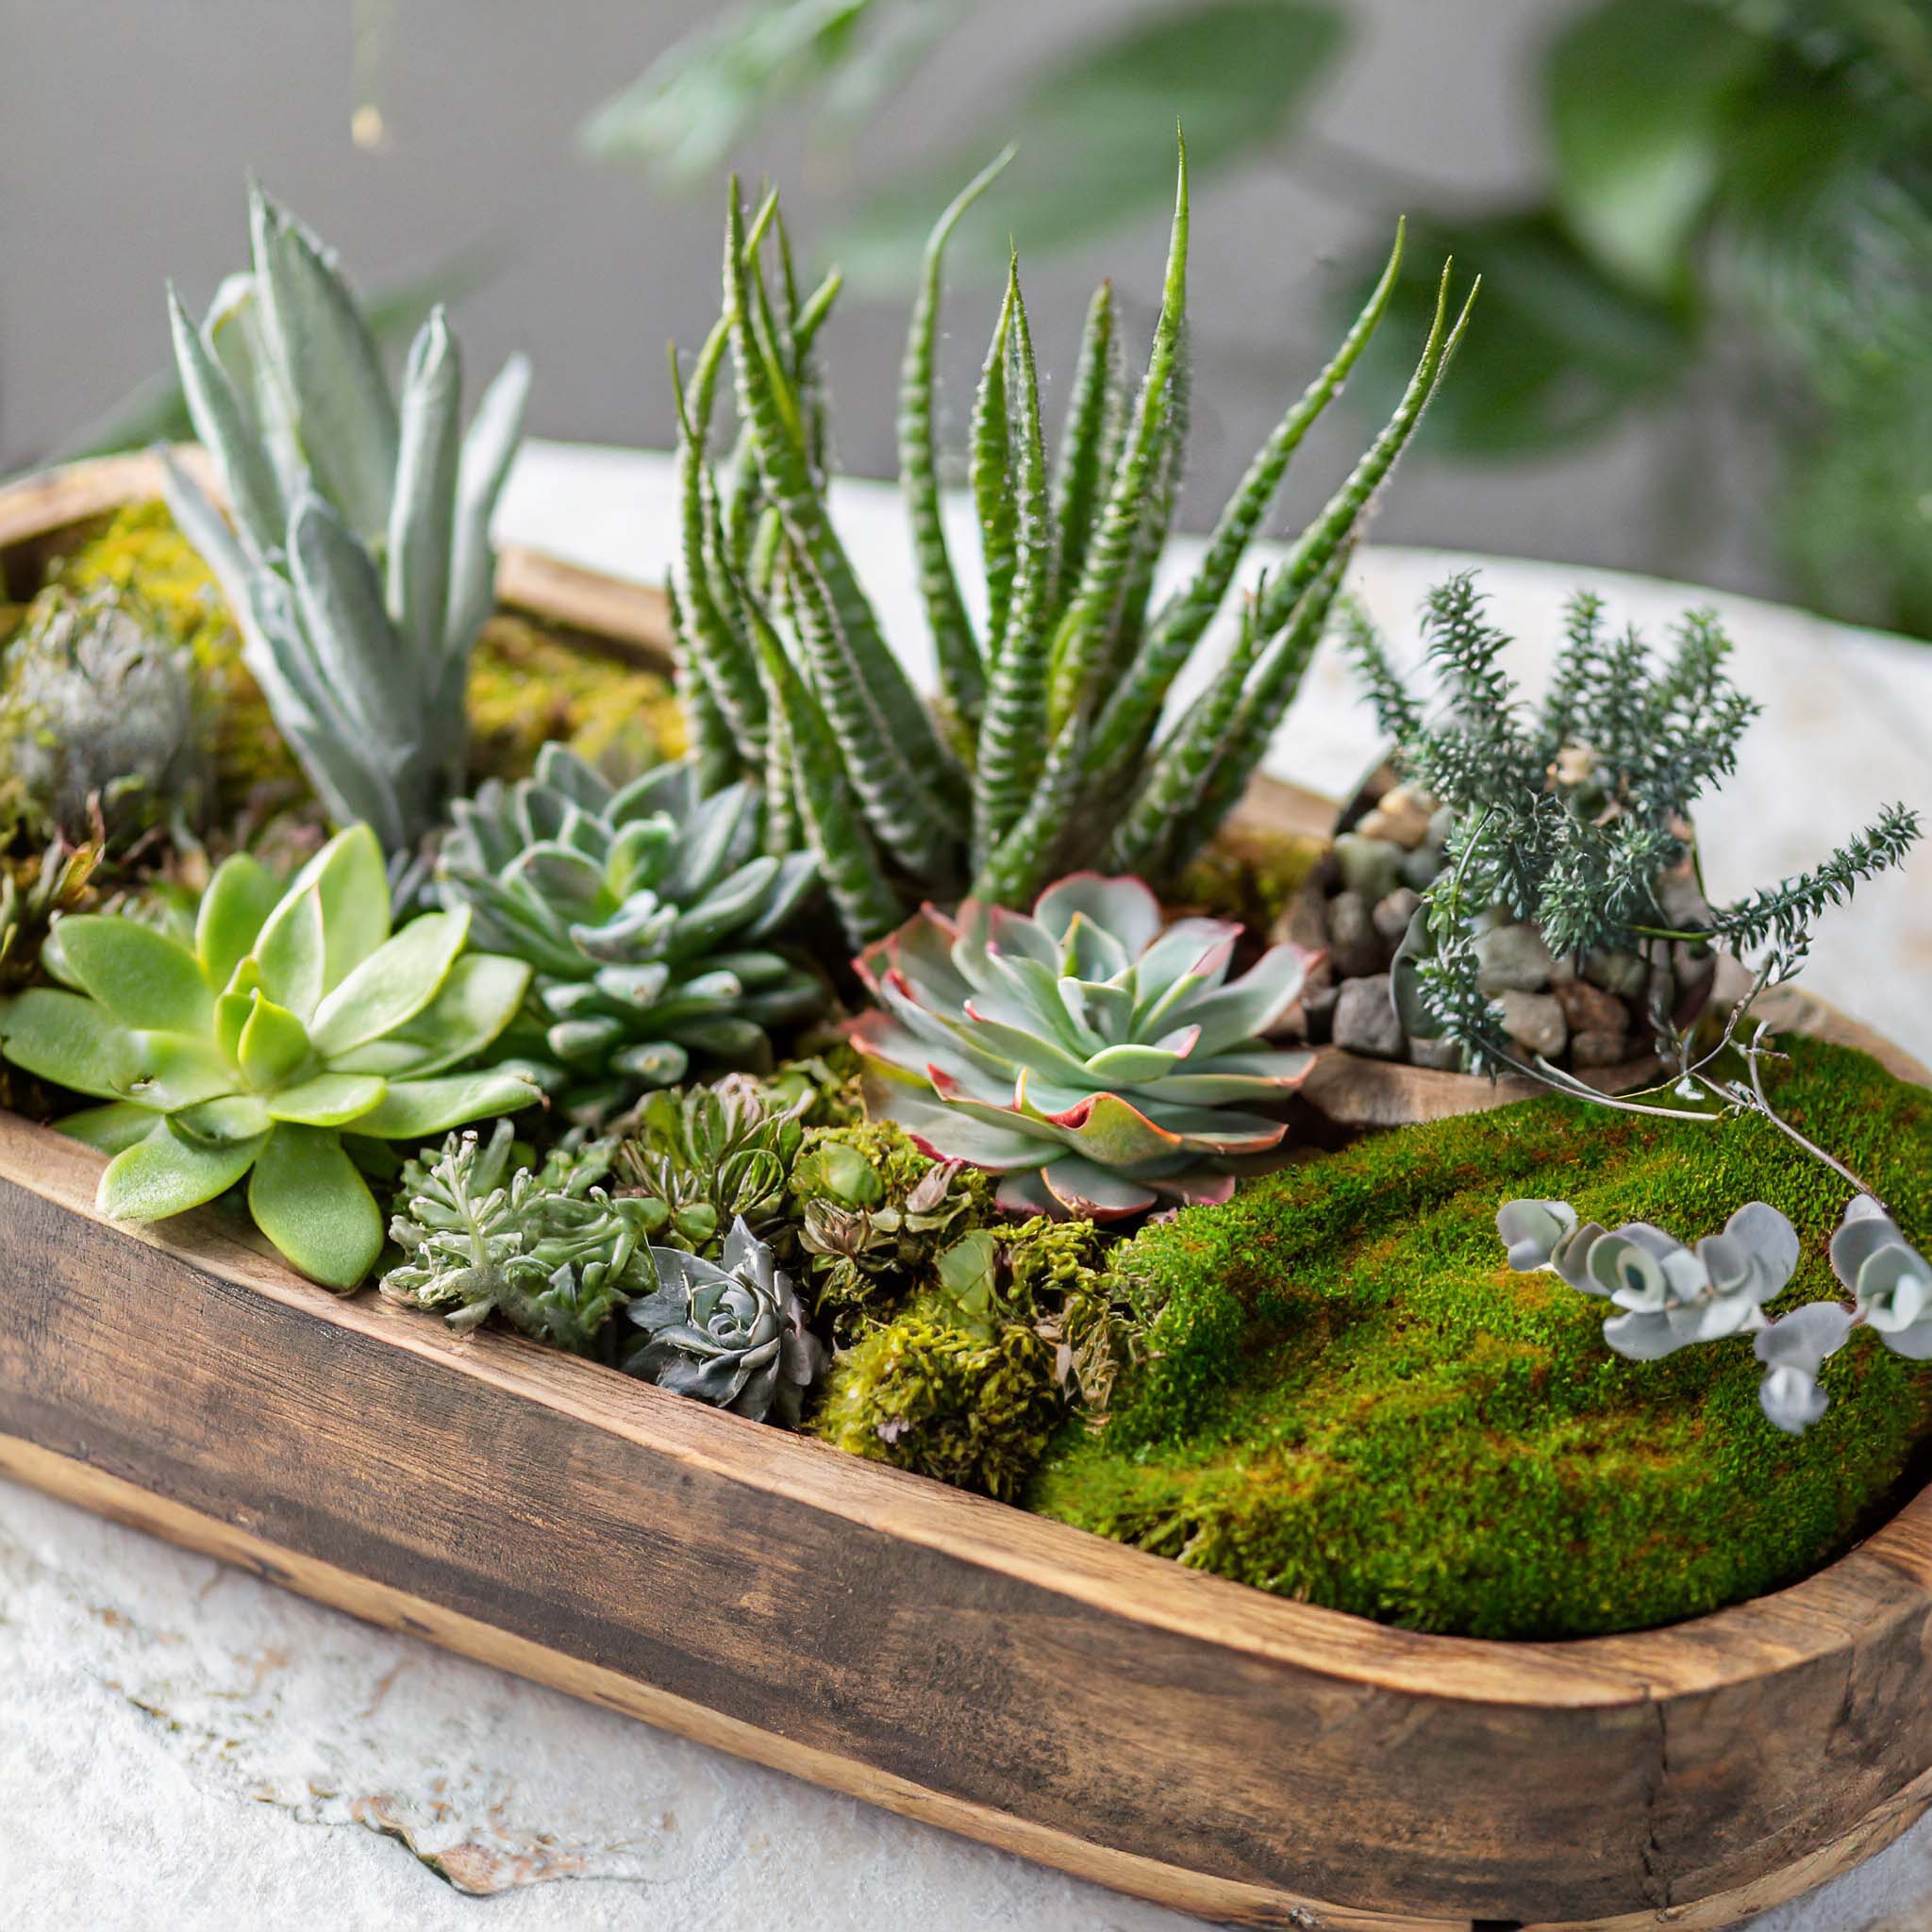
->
xmin=1400 ymin=841 xmax=1445 ymax=892
xmin=1407 ymin=1035 xmax=1466 ymax=1072
xmin=1498 ymin=990 xmax=1569 ymax=1059
xmin=1355 ymin=784 xmax=1434 ymax=850
xmin=1557 ymin=978 xmax=1629 ymax=1036
xmin=1572 ymin=1027 xmax=1633 ymax=1068
xmin=1333 ymin=974 xmax=1407 ymax=1061
xmin=1331 ymin=832 xmax=1405 ymax=906
xmin=1373 ymin=886 xmax=1424 ymax=946
xmin=1325 ymin=891 xmax=1386 ymax=979
xmin=1475 ymin=922 xmax=1555 ymax=993
xmin=1584 ymin=948 xmax=1649 ymax=998
xmin=1427 ymin=804 xmax=1457 ymax=846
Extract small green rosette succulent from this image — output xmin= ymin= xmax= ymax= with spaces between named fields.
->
xmin=850 ymin=873 xmax=1316 ymax=1220
xmin=437 ymin=746 xmax=824 ymax=1126
xmin=0 ymin=824 xmax=536 ymax=1287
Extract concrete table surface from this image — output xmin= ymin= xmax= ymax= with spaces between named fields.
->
xmin=6 ymin=441 xmax=1931 ymax=1932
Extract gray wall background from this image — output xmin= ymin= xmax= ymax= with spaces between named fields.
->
xmin=0 ymin=0 xmax=1765 ymax=598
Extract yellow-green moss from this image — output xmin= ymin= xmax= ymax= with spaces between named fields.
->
xmin=16 ymin=503 xmax=686 ymax=810
xmin=40 ymin=504 xmax=302 ymax=811
xmin=467 ymin=614 xmax=684 ymax=782
xmin=813 ymin=1215 xmax=1123 ymax=1500
xmin=1027 ymin=1038 xmax=1932 ymax=1639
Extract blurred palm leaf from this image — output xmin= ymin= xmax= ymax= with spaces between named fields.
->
xmin=834 ymin=1 xmax=1347 ymax=290
xmin=581 ymin=0 xmax=952 ymax=178
xmin=1344 ymin=212 xmax=1688 ymax=457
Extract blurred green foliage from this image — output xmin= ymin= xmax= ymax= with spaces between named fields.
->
xmin=591 ymin=0 xmax=1932 ymax=640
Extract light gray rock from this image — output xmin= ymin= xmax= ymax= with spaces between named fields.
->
xmin=1572 ymin=1027 xmax=1633 ymax=1068
xmin=1498 ymin=990 xmax=1569 ymax=1059
xmin=1325 ymin=891 xmax=1386 ymax=979
xmin=1407 ymin=1035 xmax=1466 ymax=1072
xmin=1299 ymin=982 xmax=1339 ymax=1045
xmin=1373 ymin=886 xmax=1424 ymax=946
xmin=1333 ymin=974 xmax=1407 ymax=1061
xmin=1584 ymin=948 xmax=1650 ymax=998
xmin=1400 ymin=841 xmax=1446 ymax=891
xmin=1475 ymin=922 xmax=1555 ymax=994
xmin=1557 ymin=978 xmax=1630 ymax=1036
xmin=1331 ymin=832 xmax=1405 ymax=906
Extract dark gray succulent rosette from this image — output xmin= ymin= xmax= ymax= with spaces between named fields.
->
xmin=623 ymin=1215 xmax=824 ymax=1425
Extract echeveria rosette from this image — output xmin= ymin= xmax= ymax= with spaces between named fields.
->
xmin=438 ymin=746 xmax=824 ymax=1127
xmin=622 ymin=1216 xmax=824 ymax=1425
xmin=1832 ymin=1195 xmax=1932 ymax=1357
xmin=849 ymin=873 xmax=1316 ymax=1222
xmin=0 ymin=824 xmax=537 ymax=1288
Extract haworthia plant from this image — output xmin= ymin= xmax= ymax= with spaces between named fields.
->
xmin=160 ymin=185 xmax=532 ymax=854
xmin=672 ymin=135 xmax=1476 ymax=946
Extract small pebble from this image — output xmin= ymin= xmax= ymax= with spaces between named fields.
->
xmin=1557 ymin=978 xmax=1628 ymax=1036
xmin=1325 ymin=891 xmax=1386 ymax=979
xmin=1498 ymin=990 xmax=1569 ymax=1059
xmin=1355 ymin=784 xmax=1433 ymax=851
xmin=1300 ymin=982 xmax=1339 ymax=1046
xmin=1331 ymin=832 xmax=1405 ymax=905
xmin=1572 ymin=1027 xmax=1632 ymax=1068
xmin=1475 ymin=922 xmax=1555 ymax=994
xmin=1373 ymin=886 xmax=1423 ymax=946
xmin=1407 ymin=1036 xmax=1465 ymax=1073
xmin=1584 ymin=948 xmax=1649 ymax=999
xmin=1333 ymin=974 xmax=1407 ymax=1061
xmin=1400 ymin=842 xmax=1445 ymax=892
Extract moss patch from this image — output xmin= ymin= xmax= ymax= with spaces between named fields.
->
xmin=10 ymin=504 xmax=683 ymax=808
xmin=1028 ymin=1038 xmax=1932 ymax=1639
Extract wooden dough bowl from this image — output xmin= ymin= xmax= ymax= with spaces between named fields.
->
xmin=4 ymin=457 xmax=1931 ymax=1932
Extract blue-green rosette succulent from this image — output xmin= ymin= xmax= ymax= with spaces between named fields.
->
xmin=0 ymin=824 xmax=537 ymax=1287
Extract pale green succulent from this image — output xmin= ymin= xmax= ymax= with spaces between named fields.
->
xmin=437 ymin=745 xmax=824 ymax=1127
xmin=0 ymin=824 xmax=537 ymax=1287
xmin=851 ymin=873 xmax=1316 ymax=1221
xmin=161 ymin=184 xmax=530 ymax=853
xmin=671 ymin=139 xmax=1475 ymax=944
xmin=0 ymin=584 xmax=211 ymax=844
xmin=382 ymin=1122 xmax=652 ymax=1354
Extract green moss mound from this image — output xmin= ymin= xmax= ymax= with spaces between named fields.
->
xmin=1028 ymin=1038 xmax=1932 ymax=1640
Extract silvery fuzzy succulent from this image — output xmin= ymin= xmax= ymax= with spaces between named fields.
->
xmin=1493 ymin=1193 xmax=1921 ymax=1434
xmin=1498 ymin=1198 xmax=1799 ymax=1359
xmin=622 ymin=1216 xmax=824 ymax=1424
xmin=438 ymin=746 xmax=824 ymax=1127
xmin=851 ymin=872 xmax=1316 ymax=1221
xmin=1 ymin=585 xmax=211 ymax=844
xmin=161 ymin=185 xmax=530 ymax=853
xmin=1831 ymin=1195 xmax=1932 ymax=1357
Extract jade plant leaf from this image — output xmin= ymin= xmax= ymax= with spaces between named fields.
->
xmin=0 ymin=824 xmax=536 ymax=1289
xmin=247 ymin=1124 xmax=387 ymax=1291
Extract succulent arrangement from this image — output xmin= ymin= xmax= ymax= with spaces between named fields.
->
xmin=161 ymin=186 xmax=530 ymax=855
xmin=669 ymin=142 xmax=1475 ymax=944
xmin=0 ymin=136 xmax=1928 ymax=1640
xmin=1345 ymin=577 xmax=1921 ymax=1084
xmin=437 ymin=746 xmax=824 ymax=1125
